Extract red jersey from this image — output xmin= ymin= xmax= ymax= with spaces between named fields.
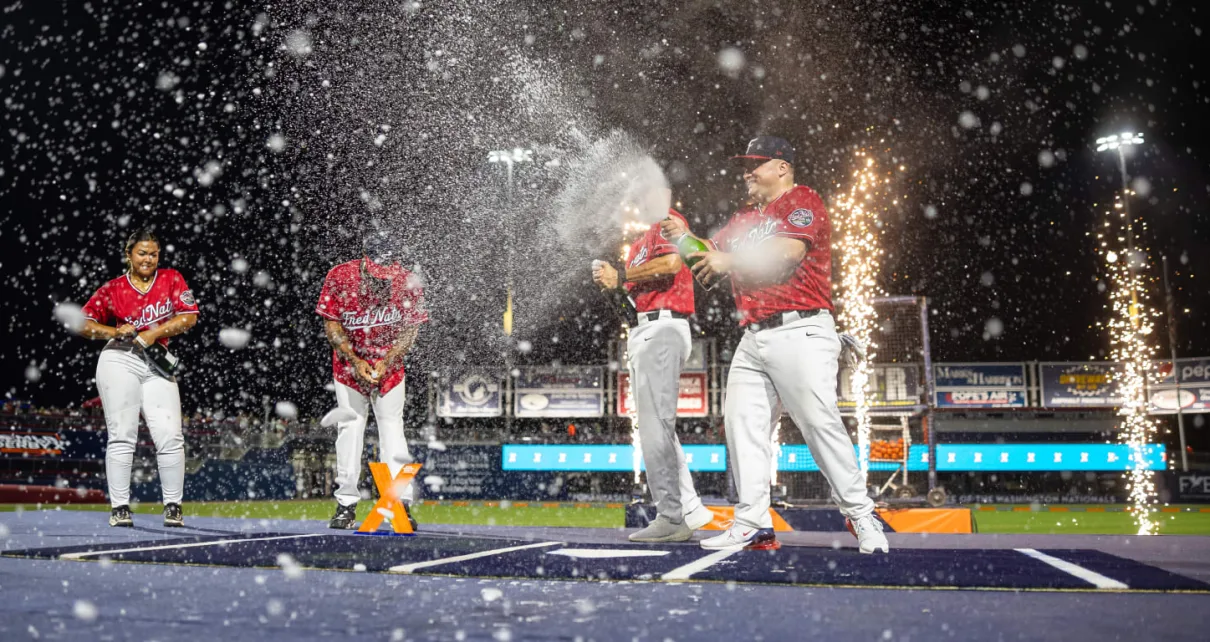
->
xmin=82 ymin=269 xmax=199 ymax=346
xmin=623 ymin=209 xmax=695 ymax=315
xmin=710 ymin=185 xmax=833 ymax=326
xmin=315 ymin=259 xmax=428 ymax=394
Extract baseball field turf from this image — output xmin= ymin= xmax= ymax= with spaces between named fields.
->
xmin=3 ymin=500 xmax=1209 ymax=534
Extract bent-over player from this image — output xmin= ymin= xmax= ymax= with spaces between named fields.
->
xmin=662 ymin=136 xmax=889 ymax=553
xmin=593 ymin=205 xmax=713 ymax=542
xmin=316 ymin=231 xmax=427 ymax=530
xmin=79 ymin=228 xmax=199 ymax=528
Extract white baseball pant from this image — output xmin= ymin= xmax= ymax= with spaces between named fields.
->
xmin=332 ymin=379 xmax=414 ymax=507
xmin=627 ymin=312 xmax=705 ymax=523
xmin=95 ymin=348 xmax=185 ymax=507
xmin=725 ymin=310 xmax=874 ymax=529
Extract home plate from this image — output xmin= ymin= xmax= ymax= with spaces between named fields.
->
xmin=546 ymin=548 xmax=672 ymax=559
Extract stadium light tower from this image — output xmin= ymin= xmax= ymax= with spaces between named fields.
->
xmin=1095 ymin=132 xmax=1145 ymax=326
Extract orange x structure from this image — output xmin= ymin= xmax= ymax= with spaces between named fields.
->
xmin=357 ymin=462 xmax=422 ymax=534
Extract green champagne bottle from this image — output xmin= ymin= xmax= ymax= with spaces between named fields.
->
xmin=675 ymin=233 xmax=710 ymax=267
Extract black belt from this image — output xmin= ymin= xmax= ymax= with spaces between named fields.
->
xmin=747 ymin=309 xmax=824 ymax=332
xmin=640 ymin=310 xmax=689 ymax=323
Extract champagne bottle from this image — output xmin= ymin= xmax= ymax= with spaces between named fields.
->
xmin=593 ymin=260 xmax=640 ymax=327
xmin=674 ymin=233 xmax=709 ymax=267
xmin=672 ymin=232 xmax=719 ymax=290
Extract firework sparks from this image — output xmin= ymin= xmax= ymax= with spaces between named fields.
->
xmin=833 ymin=150 xmax=891 ymax=475
xmin=1096 ymin=194 xmax=1161 ymax=535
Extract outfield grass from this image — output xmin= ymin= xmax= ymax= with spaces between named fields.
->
xmin=0 ymin=500 xmax=624 ymax=529
xmin=971 ymin=506 xmax=1210 ymax=536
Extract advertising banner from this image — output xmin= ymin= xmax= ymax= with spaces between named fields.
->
xmin=503 ymin=443 xmax=1166 ymax=473
xmin=437 ymin=369 xmax=504 ymax=417
xmin=1148 ymin=358 xmax=1210 ymax=414
xmin=1164 ymin=472 xmax=1210 ymax=503
xmin=933 ymin=363 xmax=1029 ymax=409
xmin=502 ymin=444 xmax=728 ymax=472
xmin=513 ymin=366 xmax=605 ymax=418
xmin=1039 ymin=362 xmax=1124 ymax=408
xmin=616 ymin=372 xmax=709 ymax=417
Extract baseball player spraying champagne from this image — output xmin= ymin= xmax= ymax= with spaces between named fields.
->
xmin=662 ymin=136 xmax=889 ymax=553
xmin=592 ymin=197 xmax=713 ymax=542
xmin=316 ymin=231 xmax=427 ymax=530
xmin=78 ymin=228 xmax=199 ymax=528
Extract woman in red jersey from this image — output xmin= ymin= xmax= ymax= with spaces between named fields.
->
xmin=79 ymin=229 xmax=199 ymax=528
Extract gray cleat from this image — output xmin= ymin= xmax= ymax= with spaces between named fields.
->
xmin=628 ymin=515 xmax=693 ymax=543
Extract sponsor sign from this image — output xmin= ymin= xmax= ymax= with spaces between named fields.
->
xmin=934 ymin=363 xmax=1029 ymax=409
xmin=1165 ymin=472 xmax=1210 ymax=503
xmin=838 ymin=363 xmax=922 ymax=411
xmin=1148 ymin=357 xmax=1210 ymax=414
xmin=437 ymin=369 xmax=504 ymax=417
xmin=513 ymin=366 xmax=605 ymax=418
xmin=1039 ymin=362 xmax=1124 ymax=407
xmin=503 ymin=443 xmax=1166 ymax=473
xmin=0 ymin=431 xmax=67 ymax=456
xmin=616 ymin=372 xmax=708 ymax=417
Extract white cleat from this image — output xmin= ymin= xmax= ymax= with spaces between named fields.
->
xmin=699 ymin=525 xmax=780 ymax=550
xmin=684 ymin=505 xmax=715 ymax=531
xmin=849 ymin=514 xmax=890 ymax=554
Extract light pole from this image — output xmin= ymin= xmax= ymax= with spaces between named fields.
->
xmin=1095 ymin=132 xmax=1145 ymax=327
xmin=1162 ymin=254 xmax=1189 ymax=472
xmin=487 ymin=148 xmax=533 ymax=437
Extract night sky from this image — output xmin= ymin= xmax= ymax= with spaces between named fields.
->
xmin=1 ymin=0 xmax=1207 ymax=417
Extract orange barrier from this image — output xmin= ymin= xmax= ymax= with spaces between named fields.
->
xmin=357 ymin=462 xmax=422 ymax=535
xmin=697 ymin=505 xmax=794 ymax=532
xmin=877 ymin=507 xmax=973 ymax=534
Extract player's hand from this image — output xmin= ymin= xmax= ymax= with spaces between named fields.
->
xmin=371 ymin=360 xmax=387 ymax=382
xmin=659 ymin=217 xmax=687 ymax=240
xmin=591 ymin=261 xmax=619 ymax=289
xmin=353 ymin=359 xmax=377 ymax=387
xmin=689 ymin=251 xmax=733 ymax=285
xmin=113 ymin=324 xmax=137 ymax=340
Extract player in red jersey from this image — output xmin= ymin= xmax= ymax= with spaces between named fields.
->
xmin=79 ymin=229 xmax=199 ymax=528
xmin=316 ymin=231 xmax=427 ymax=530
xmin=662 ymin=137 xmax=889 ymax=553
xmin=592 ymin=199 xmax=713 ymax=542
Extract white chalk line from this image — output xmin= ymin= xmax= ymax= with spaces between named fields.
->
xmin=388 ymin=541 xmax=563 ymax=574
xmin=1016 ymin=548 xmax=1129 ymax=589
xmin=60 ymin=533 xmax=327 ymax=561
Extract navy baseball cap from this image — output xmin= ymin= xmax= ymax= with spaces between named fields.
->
xmin=363 ymin=230 xmax=398 ymax=265
xmin=731 ymin=136 xmax=795 ymax=165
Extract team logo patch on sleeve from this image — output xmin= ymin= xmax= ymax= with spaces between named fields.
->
xmin=180 ymin=290 xmax=196 ymax=306
xmin=787 ymin=209 xmax=814 ymax=228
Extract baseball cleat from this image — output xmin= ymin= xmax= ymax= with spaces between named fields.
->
xmin=628 ymin=515 xmax=693 ymax=543
xmin=329 ymin=503 xmax=358 ymax=530
xmin=109 ymin=505 xmax=133 ymax=528
xmin=699 ymin=525 xmax=780 ymax=550
xmin=684 ymin=505 xmax=715 ymax=531
xmin=847 ymin=514 xmax=890 ymax=554
xmin=163 ymin=502 xmax=184 ymax=527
